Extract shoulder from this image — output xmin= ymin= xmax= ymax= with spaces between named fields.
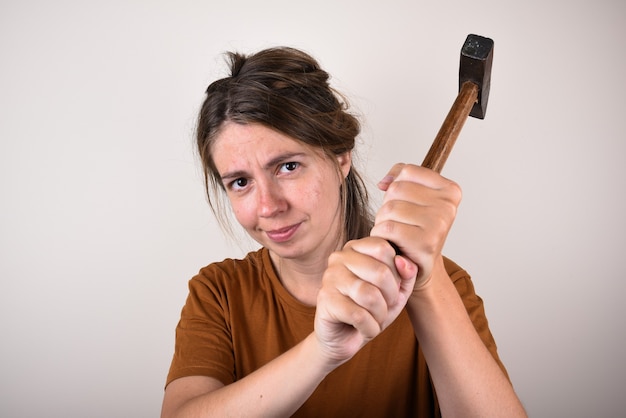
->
xmin=187 ymin=248 xmax=272 ymax=301
xmin=442 ymin=256 xmax=480 ymax=303
xmin=196 ymin=247 xmax=268 ymax=282
xmin=204 ymin=246 xmax=266 ymax=271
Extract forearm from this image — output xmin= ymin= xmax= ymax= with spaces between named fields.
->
xmin=169 ymin=333 xmax=329 ymax=418
xmin=406 ymin=258 xmax=527 ymax=418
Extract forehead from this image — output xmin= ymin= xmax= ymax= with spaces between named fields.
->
xmin=212 ymin=123 xmax=327 ymax=171
xmin=214 ymin=122 xmax=299 ymax=151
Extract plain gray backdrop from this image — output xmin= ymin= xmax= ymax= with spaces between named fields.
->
xmin=1 ymin=0 xmax=625 ymax=416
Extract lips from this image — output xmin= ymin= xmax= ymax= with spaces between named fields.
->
xmin=265 ymin=223 xmax=301 ymax=243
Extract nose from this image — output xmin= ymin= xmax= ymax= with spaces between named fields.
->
xmin=257 ymin=180 xmax=287 ymax=218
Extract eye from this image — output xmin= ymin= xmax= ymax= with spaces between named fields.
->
xmin=279 ymin=161 xmax=299 ymax=173
xmin=230 ymin=177 xmax=248 ymax=191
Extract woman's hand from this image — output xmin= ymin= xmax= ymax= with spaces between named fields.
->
xmin=313 ymin=237 xmax=417 ymax=369
xmin=371 ymin=163 xmax=462 ymax=290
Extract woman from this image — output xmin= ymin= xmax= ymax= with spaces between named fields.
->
xmin=161 ymin=46 xmax=526 ymax=417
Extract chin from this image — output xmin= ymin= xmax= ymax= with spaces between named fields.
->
xmin=265 ymin=241 xmax=310 ymax=260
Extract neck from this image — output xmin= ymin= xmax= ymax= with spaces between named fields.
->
xmin=270 ymin=208 xmax=346 ymax=306
xmin=269 ymin=244 xmax=339 ymax=307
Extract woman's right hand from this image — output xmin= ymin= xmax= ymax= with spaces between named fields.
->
xmin=313 ymin=237 xmax=417 ymax=369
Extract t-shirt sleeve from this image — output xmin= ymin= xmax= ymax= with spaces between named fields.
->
xmin=444 ymin=257 xmax=510 ymax=380
xmin=165 ymin=268 xmax=236 ymax=387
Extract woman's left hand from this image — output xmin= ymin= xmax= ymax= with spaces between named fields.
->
xmin=370 ymin=163 xmax=462 ymax=290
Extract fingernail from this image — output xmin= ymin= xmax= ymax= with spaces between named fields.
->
xmin=378 ymin=175 xmax=395 ymax=186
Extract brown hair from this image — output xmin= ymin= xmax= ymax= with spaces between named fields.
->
xmin=196 ymin=46 xmax=373 ymax=241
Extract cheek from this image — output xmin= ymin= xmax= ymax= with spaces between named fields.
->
xmin=311 ymin=185 xmax=322 ymax=200
xmin=307 ymin=176 xmax=339 ymax=208
xmin=230 ymin=199 xmax=254 ymax=228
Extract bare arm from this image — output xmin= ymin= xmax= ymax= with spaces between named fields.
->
xmin=161 ymin=333 xmax=330 ymax=418
xmin=406 ymin=258 xmax=526 ymax=417
xmin=161 ymin=240 xmax=418 ymax=417
xmin=371 ymin=163 xmax=527 ymax=417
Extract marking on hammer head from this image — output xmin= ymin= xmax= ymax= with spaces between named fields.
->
xmin=459 ymin=34 xmax=494 ymax=119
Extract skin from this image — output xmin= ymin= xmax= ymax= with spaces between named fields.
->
xmin=374 ymin=165 xmax=526 ymax=417
xmin=161 ymin=122 xmax=527 ymax=417
xmin=211 ymin=122 xmax=354 ymax=305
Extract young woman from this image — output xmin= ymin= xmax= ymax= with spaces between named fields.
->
xmin=161 ymin=46 xmax=526 ymax=417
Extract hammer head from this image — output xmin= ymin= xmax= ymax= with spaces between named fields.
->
xmin=459 ymin=34 xmax=494 ymax=119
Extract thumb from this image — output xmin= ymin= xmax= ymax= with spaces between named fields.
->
xmin=377 ymin=163 xmax=406 ymax=191
xmin=394 ymin=255 xmax=418 ymax=283
xmin=394 ymin=255 xmax=418 ymax=302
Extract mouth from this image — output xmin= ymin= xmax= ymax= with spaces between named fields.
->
xmin=265 ymin=223 xmax=301 ymax=243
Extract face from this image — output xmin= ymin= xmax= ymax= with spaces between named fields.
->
xmin=212 ymin=123 xmax=351 ymax=263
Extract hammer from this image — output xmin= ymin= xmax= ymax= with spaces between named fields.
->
xmin=421 ymin=34 xmax=494 ymax=173
xmin=386 ymin=34 xmax=493 ymax=255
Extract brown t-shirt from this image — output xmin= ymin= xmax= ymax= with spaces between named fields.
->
xmin=166 ymin=248 xmax=507 ymax=417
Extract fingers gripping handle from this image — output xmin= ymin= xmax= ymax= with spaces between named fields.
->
xmin=388 ymin=82 xmax=477 ymax=256
xmin=386 ymin=34 xmax=493 ymax=254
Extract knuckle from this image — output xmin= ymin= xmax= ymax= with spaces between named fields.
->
xmin=445 ymin=179 xmax=463 ymax=203
xmin=342 ymin=239 xmax=358 ymax=250
xmin=371 ymin=262 xmax=393 ymax=284
xmin=315 ymin=286 xmax=332 ymax=305
xmin=355 ymin=282 xmax=380 ymax=308
xmin=349 ymin=307 xmax=369 ymax=327
xmin=435 ymin=201 xmax=456 ymax=222
xmin=420 ymin=235 xmax=438 ymax=255
xmin=370 ymin=237 xmax=394 ymax=260
xmin=383 ymin=199 xmax=401 ymax=215
xmin=385 ymin=180 xmax=400 ymax=196
xmin=327 ymin=251 xmax=342 ymax=265
xmin=377 ymin=219 xmax=396 ymax=235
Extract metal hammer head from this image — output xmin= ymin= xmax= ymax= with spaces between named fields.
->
xmin=459 ymin=34 xmax=494 ymax=119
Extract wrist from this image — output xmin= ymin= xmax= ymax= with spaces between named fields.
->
xmin=302 ymin=332 xmax=344 ymax=378
xmin=407 ymin=256 xmax=451 ymax=310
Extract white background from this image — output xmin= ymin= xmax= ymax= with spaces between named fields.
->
xmin=1 ymin=1 xmax=625 ymax=416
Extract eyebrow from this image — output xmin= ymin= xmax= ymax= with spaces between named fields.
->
xmin=220 ymin=152 xmax=307 ymax=182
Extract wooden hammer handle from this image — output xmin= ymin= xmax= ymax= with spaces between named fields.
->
xmin=421 ymin=81 xmax=479 ymax=173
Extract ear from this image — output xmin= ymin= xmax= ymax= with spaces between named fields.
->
xmin=336 ymin=151 xmax=352 ymax=180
